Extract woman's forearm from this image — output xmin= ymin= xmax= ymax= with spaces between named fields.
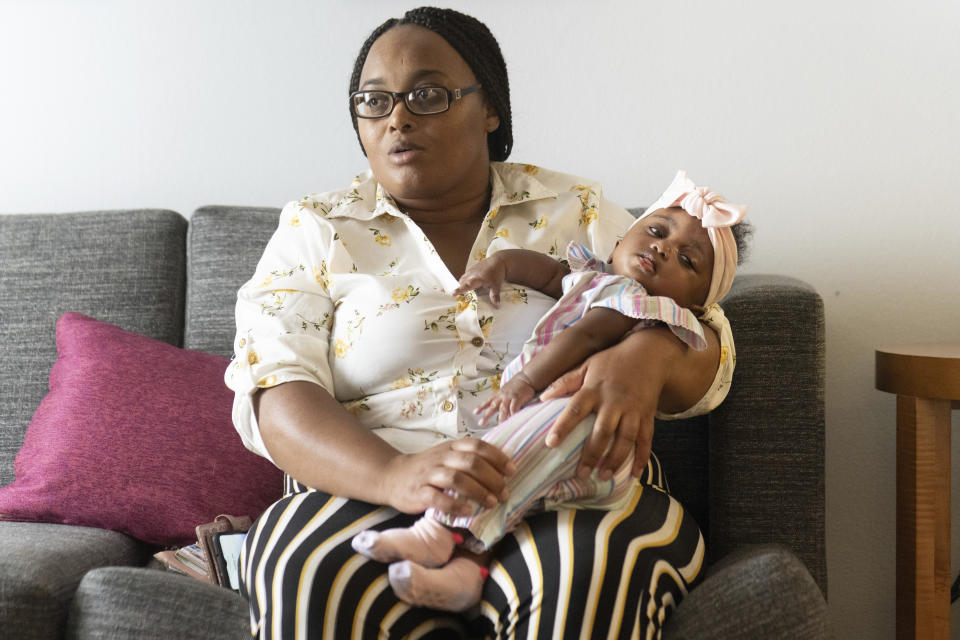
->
xmin=254 ymin=381 xmax=401 ymax=503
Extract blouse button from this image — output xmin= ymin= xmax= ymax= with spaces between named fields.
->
xmin=441 ymin=400 xmax=454 ymax=412
xmin=471 ymin=337 xmax=484 ymax=348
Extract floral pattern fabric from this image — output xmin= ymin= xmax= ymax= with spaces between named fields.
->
xmin=225 ymin=162 xmax=729 ymax=460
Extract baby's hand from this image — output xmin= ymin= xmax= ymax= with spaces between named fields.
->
xmin=453 ymin=254 xmax=508 ymax=307
xmin=475 ymin=375 xmax=536 ymax=425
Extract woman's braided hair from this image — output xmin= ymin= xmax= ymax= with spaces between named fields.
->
xmin=349 ymin=7 xmax=513 ymax=162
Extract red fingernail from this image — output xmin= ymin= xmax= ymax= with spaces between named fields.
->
xmin=451 ymin=533 xmax=464 ymax=544
xmin=479 ymin=567 xmax=489 ymax=580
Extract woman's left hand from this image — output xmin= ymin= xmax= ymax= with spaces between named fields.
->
xmin=539 ymin=325 xmax=717 ymax=479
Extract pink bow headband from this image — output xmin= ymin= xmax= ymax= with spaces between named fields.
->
xmin=633 ymin=170 xmax=748 ymax=307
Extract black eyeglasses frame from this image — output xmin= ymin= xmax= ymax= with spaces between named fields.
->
xmin=350 ymin=83 xmax=482 ymax=119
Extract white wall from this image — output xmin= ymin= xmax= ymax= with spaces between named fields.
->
xmin=2 ymin=1 xmax=959 ymax=637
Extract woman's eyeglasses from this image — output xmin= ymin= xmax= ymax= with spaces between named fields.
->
xmin=350 ymin=84 xmax=482 ymax=119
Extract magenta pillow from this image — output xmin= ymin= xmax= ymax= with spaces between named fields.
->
xmin=0 ymin=312 xmax=282 ymax=546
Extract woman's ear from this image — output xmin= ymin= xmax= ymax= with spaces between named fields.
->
xmin=484 ymin=102 xmax=500 ymax=133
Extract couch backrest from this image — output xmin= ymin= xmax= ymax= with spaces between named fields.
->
xmin=183 ymin=206 xmax=281 ymax=356
xmin=0 ymin=210 xmax=187 ymax=487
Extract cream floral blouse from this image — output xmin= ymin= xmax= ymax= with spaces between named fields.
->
xmin=225 ymin=162 xmax=732 ymax=461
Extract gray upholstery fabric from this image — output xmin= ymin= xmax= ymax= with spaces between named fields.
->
xmin=0 ymin=523 xmax=152 ymax=640
xmin=67 ymin=567 xmax=249 ymax=640
xmin=709 ymin=275 xmax=827 ymax=595
xmin=0 ymin=210 xmax=187 ymax=486
xmin=664 ymin=545 xmax=832 ymax=639
xmin=184 ymin=205 xmax=280 ymax=357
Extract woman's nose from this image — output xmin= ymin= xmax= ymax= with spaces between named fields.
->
xmin=387 ymin=99 xmax=415 ymax=131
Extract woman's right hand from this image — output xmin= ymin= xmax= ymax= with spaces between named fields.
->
xmin=381 ymin=437 xmax=516 ymax=516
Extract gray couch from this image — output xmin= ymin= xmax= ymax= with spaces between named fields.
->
xmin=0 ymin=206 xmax=830 ymax=639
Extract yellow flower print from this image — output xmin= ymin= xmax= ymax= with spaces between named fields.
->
xmin=720 ymin=345 xmax=729 ymax=365
xmin=238 ymin=338 xmax=246 ymax=348
xmin=508 ymin=191 xmax=530 ymax=203
xmin=504 ymin=287 xmax=528 ymax=304
xmin=333 ymin=339 xmax=349 ymax=359
xmin=344 ymin=396 xmax=371 ymax=416
xmin=259 ymin=274 xmax=273 ymax=287
xmin=479 ymin=315 xmax=494 ymax=339
xmin=257 ymin=375 xmax=277 ymax=388
xmin=522 ymin=164 xmax=540 ymax=176
xmin=288 ymin=214 xmax=300 ymax=227
xmin=392 ymin=286 xmax=414 ymax=304
xmin=247 ymin=350 xmax=259 ymax=365
xmin=494 ymin=229 xmax=510 ymax=239
xmin=381 ymin=213 xmax=399 ymax=223
xmin=489 ymin=374 xmax=501 ymax=391
xmin=313 ymin=261 xmax=332 ymax=292
xmin=473 ymin=247 xmax=487 ymax=262
xmin=392 ymin=368 xmax=438 ymax=390
xmin=370 ymin=228 xmax=392 ymax=246
xmin=378 ymin=285 xmax=420 ymax=315
xmin=528 ymin=215 xmax=547 ymax=230
xmin=579 ymin=206 xmax=598 ymax=227
xmin=486 ymin=206 xmax=500 ymax=229
xmin=456 ymin=293 xmax=476 ymax=314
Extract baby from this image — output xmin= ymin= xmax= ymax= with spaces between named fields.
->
xmin=352 ymin=170 xmax=748 ymax=611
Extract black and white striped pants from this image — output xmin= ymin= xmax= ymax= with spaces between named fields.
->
xmin=239 ymin=452 xmax=704 ymax=639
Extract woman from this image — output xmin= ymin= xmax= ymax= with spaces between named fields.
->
xmin=226 ymin=7 xmax=728 ymax=638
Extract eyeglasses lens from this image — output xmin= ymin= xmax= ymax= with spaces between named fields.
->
xmin=353 ymin=87 xmax=450 ymax=117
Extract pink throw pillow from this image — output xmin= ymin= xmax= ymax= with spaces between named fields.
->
xmin=0 ymin=312 xmax=282 ymax=546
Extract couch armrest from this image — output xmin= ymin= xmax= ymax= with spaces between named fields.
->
xmin=709 ymin=275 xmax=826 ymax=595
xmin=664 ymin=545 xmax=832 ymax=639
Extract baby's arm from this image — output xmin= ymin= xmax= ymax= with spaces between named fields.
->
xmin=477 ymin=307 xmax=640 ymax=423
xmin=454 ymin=249 xmax=569 ymax=306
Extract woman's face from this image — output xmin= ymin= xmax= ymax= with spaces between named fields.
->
xmin=609 ymin=207 xmax=715 ymax=309
xmin=357 ymin=25 xmax=500 ymax=205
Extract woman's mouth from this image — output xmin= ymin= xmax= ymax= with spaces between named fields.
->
xmin=388 ymin=141 xmax=424 ymax=165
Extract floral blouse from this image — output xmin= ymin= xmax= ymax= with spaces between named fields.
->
xmin=225 ymin=162 xmax=731 ymax=461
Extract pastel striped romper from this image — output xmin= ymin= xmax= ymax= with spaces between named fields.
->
xmin=426 ymin=243 xmax=709 ymax=551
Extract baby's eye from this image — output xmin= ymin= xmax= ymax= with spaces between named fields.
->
xmin=680 ymin=254 xmax=695 ymax=269
xmin=647 ymin=225 xmax=662 ymax=237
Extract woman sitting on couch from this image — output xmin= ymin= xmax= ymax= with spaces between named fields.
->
xmin=226 ymin=7 xmax=731 ymax=638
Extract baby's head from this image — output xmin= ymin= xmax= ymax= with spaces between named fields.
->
xmin=609 ymin=171 xmax=749 ymax=311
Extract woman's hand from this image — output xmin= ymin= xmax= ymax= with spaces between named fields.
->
xmin=453 ymin=253 xmax=508 ymax=307
xmin=381 ymin=437 xmax=517 ymax=516
xmin=539 ymin=325 xmax=718 ymax=479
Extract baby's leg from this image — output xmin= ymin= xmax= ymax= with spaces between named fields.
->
xmin=445 ymin=397 xmax=598 ymax=549
xmin=389 ymin=551 xmax=491 ymax=612
xmin=351 ymin=517 xmax=463 ymax=568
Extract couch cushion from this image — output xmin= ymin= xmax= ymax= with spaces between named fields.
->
xmin=184 ymin=205 xmax=281 ymax=357
xmin=66 ymin=567 xmax=249 ymax=640
xmin=0 ymin=210 xmax=187 ymax=487
xmin=0 ymin=521 xmax=152 ymax=640
xmin=663 ymin=545 xmax=831 ymax=639
xmin=0 ymin=313 xmax=282 ymax=546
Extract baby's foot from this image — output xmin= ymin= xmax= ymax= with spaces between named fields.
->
xmin=351 ymin=518 xmax=462 ymax=568
xmin=388 ymin=557 xmax=488 ymax=612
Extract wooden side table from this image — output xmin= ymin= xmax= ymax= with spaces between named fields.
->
xmin=876 ymin=343 xmax=960 ymax=640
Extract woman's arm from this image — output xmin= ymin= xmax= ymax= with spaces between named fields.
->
xmin=454 ymin=249 xmax=569 ymax=305
xmin=540 ymin=322 xmax=721 ymax=479
xmin=255 ymin=381 xmax=515 ymax=516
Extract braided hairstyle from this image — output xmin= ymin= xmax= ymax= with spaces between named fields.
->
xmin=348 ymin=7 xmax=513 ymax=162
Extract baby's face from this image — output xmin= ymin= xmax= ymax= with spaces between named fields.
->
xmin=609 ymin=207 xmax=714 ymax=309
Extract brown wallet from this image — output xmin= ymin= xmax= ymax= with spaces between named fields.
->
xmin=154 ymin=514 xmax=252 ymax=587
xmin=196 ymin=514 xmax=252 ymax=587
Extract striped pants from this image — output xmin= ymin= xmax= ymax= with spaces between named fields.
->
xmin=239 ymin=443 xmax=704 ymax=639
